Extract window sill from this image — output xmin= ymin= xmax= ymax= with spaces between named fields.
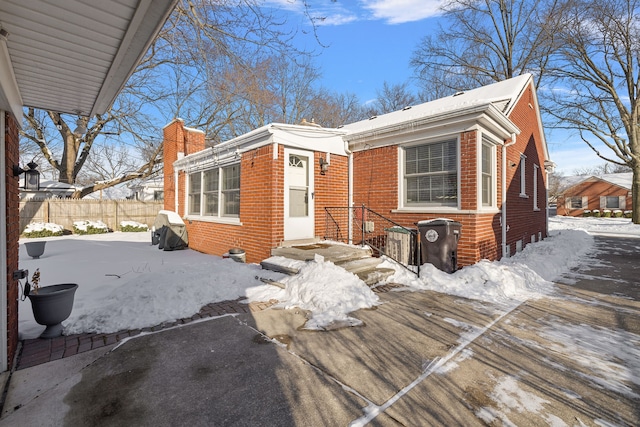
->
xmin=184 ymin=216 xmax=242 ymax=226
xmin=533 ymin=208 xmax=541 ymax=212
xmin=519 ymin=193 xmax=529 ymax=199
xmin=394 ymin=207 xmax=499 ymax=215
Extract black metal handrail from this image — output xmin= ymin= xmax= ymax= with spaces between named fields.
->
xmin=324 ymin=204 xmax=420 ymax=276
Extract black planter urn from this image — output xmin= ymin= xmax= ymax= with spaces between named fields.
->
xmin=28 ymin=284 xmax=78 ymax=338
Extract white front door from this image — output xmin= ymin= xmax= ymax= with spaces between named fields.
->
xmin=284 ymin=148 xmax=314 ymax=241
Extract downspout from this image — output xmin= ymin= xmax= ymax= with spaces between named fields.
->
xmin=174 ymin=166 xmax=179 ymax=215
xmin=344 ymin=138 xmax=353 ymax=244
xmin=502 ymin=133 xmax=517 ymax=258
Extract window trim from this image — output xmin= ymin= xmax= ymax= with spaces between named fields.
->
xmin=480 ymin=139 xmax=495 ymax=209
xmin=519 ymin=154 xmax=528 ymax=198
xmin=185 ymin=163 xmax=241 ymax=222
xmin=400 ymin=137 xmax=460 ymax=209
xmin=533 ymin=164 xmax=539 ymax=211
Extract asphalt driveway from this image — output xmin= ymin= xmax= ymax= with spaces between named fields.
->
xmin=1 ymin=235 xmax=638 ymax=426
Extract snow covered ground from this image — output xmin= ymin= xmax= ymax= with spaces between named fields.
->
xmin=17 ymin=216 xmax=640 ymax=339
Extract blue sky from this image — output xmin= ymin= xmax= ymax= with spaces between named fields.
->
xmin=268 ymin=0 xmax=605 ymax=176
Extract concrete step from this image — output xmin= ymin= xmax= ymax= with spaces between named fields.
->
xmin=336 ymin=257 xmax=382 ymax=274
xmin=357 ymin=268 xmax=396 ymax=286
xmin=271 ymin=243 xmax=372 ymax=264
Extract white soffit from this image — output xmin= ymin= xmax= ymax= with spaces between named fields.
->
xmin=0 ymin=0 xmax=177 ymax=117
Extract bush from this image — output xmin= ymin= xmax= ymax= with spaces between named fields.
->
xmin=582 ymin=210 xmax=591 ymax=217
xmin=73 ymin=220 xmax=109 ymax=235
xmin=613 ymin=210 xmax=623 ymax=218
xmin=120 ymin=221 xmax=149 ymax=232
xmin=592 ymin=209 xmax=601 ymax=217
xmin=624 ymin=210 xmax=633 ymax=218
xmin=603 ymin=209 xmax=612 ymax=217
xmin=22 ymin=222 xmax=64 ymax=238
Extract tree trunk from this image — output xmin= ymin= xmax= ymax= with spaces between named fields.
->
xmin=633 ymin=165 xmax=640 ymax=224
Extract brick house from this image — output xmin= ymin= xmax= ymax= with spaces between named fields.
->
xmin=163 ymin=120 xmax=349 ymax=261
xmin=557 ymin=173 xmax=633 ymax=216
xmin=164 ymin=74 xmax=552 ymax=267
xmin=0 ymin=0 xmax=177 ymax=372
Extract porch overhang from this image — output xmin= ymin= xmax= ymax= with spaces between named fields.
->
xmin=0 ymin=0 xmax=178 ymax=120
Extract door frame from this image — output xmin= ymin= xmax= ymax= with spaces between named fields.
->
xmin=283 ymin=147 xmax=315 ymax=241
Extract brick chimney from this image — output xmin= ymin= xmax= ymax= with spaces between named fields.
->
xmin=162 ymin=119 xmax=206 ymax=211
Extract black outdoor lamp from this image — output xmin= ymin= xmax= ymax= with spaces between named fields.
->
xmin=13 ymin=161 xmax=41 ymax=190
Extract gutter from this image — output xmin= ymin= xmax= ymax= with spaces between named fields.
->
xmin=502 ymin=133 xmax=517 ymax=258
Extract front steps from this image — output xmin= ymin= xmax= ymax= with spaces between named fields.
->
xmin=261 ymin=242 xmax=395 ymax=286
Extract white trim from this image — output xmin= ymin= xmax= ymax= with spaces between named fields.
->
xmin=533 ymin=164 xmax=539 ymax=210
xmin=398 ymin=137 xmax=461 ymax=210
xmin=393 ymin=208 xmax=500 ymax=215
xmin=183 ymin=216 xmax=242 ymax=226
xmin=1 ymin=111 xmax=8 ymax=372
xmin=519 ymin=154 xmax=527 ymax=197
xmin=284 ymin=147 xmax=315 ymax=241
xmin=0 ymin=40 xmax=23 ymax=120
xmin=479 ymin=135 xmax=497 ymax=211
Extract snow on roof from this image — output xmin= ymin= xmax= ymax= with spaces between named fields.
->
xmin=561 ymin=172 xmax=633 ymax=192
xmin=342 ymin=74 xmax=532 ymax=135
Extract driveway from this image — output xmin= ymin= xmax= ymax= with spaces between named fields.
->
xmin=1 ymin=236 xmax=638 ymax=426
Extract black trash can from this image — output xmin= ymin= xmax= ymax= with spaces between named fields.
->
xmin=417 ymin=219 xmax=462 ymax=273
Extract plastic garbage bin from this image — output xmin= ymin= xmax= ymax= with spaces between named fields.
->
xmin=417 ymin=218 xmax=461 ymax=273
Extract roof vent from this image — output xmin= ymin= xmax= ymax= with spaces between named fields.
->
xmin=402 ymin=105 xmax=412 ymax=111
xmin=369 ymin=115 xmax=377 ymax=120
xmin=453 ymin=91 xmax=464 ymax=97
xmin=299 ymin=118 xmax=321 ymax=128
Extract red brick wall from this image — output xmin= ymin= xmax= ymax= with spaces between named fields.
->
xmin=313 ymin=152 xmax=349 ymax=237
xmin=504 ymin=84 xmax=548 ymax=253
xmin=459 ymin=131 xmax=478 ymax=210
xmin=165 ymin=133 xmax=349 ymax=264
xmin=557 ymin=180 xmax=632 ymax=216
xmin=5 ymin=111 xmax=20 ymax=367
xmin=163 ymin=120 xmax=206 ymax=212
xmin=351 ymin=138 xmax=501 ymax=267
xmin=353 ymin=145 xmax=398 ymax=212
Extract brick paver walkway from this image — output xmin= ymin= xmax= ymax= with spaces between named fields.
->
xmin=17 ymin=284 xmax=401 ymax=370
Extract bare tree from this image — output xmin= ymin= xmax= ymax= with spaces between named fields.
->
xmin=364 ymin=81 xmax=418 ymax=117
xmin=410 ymin=0 xmax=562 ymax=91
xmin=548 ymin=0 xmax=640 ymax=223
xmin=19 ymin=0 xmax=311 ymax=198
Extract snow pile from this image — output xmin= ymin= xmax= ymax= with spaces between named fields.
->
xmin=380 ymin=228 xmax=594 ymax=305
xmin=73 ymin=220 xmax=109 ymax=233
xmin=549 ymin=216 xmax=640 ymax=237
xmin=120 ymin=220 xmax=148 ymax=231
xmin=247 ymin=254 xmax=379 ymax=330
xmin=22 ymin=222 xmax=64 ymax=236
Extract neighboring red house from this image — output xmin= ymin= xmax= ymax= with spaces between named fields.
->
xmin=557 ymin=173 xmax=633 ymax=216
xmin=164 ymin=74 xmax=552 ymax=267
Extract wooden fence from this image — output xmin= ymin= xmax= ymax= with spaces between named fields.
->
xmin=19 ymin=199 xmax=164 ymax=233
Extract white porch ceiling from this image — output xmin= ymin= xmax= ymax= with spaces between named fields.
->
xmin=0 ymin=0 xmax=178 ymax=119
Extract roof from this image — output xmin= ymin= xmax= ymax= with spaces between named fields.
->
xmin=561 ymin=172 xmax=633 ymax=193
xmin=342 ymin=74 xmax=533 ymax=137
xmin=0 ymin=0 xmax=178 ymax=119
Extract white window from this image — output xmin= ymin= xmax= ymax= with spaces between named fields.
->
xmin=222 ymin=165 xmax=240 ymax=216
xmin=404 ymin=139 xmax=458 ymax=207
xmin=519 ymin=154 xmax=527 ymax=197
xmin=533 ymin=164 xmax=539 ymax=210
xmin=605 ymin=196 xmax=620 ymax=209
xmin=188 ymin=172 xmax=201 ymax=215
xmin=569 ymin=196 xmax=584 ymax=209
xmin=203 ymin=169 xmax=219 ymax=216
xmin=481 ymin=141 xmax=493 ymax=206
xmin=188 ymin=164 xmax=241 ymax=218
